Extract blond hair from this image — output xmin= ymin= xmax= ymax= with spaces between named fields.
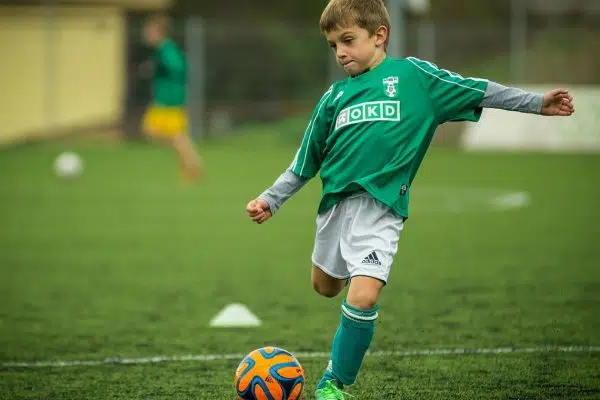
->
xmin=319 ymin=0 xmax=391 ymax=46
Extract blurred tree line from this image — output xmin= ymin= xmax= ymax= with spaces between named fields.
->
xmin=122 ymin=0 xmax=597 ymax=134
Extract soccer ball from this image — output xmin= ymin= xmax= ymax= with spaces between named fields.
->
xmin=234 ymin=346 xmax=304 ymax=400
xmin=54 ymin=152 xmax=83 ymax=178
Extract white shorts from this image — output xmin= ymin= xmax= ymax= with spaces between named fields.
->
xmin=311 ymin=192 xmax=404 ymax=283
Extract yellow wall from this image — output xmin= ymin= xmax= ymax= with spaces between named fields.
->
xmin=55 ymin=7 xmax=125 ymax=130
xmin=0 ymin=8 xmax=46 ymax=142
xmin=0 ymin=6 xmax=125 ymax=144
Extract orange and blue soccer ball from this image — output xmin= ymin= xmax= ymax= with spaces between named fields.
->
xmin=234 ymin=346 xmax=304 ymax=400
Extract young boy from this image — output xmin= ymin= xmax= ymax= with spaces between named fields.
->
xmin=142 ymin=14 xmax=203 ymax=182
xmin=246 ymin=0 xmax=574 ymax=398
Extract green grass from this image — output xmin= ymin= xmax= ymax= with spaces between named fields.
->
xmin=1 ymin=134 xmax=599 ymax=399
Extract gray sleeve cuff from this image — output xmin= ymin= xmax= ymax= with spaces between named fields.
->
xmin=480 ymin=81 xmax=543 ymax=114
xmin=257 ymin=169 xmax=309 ymax=215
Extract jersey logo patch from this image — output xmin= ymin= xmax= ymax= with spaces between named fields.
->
xmin=383 ymin=76 xmax=399 ymax=97
xmin=335 ymin=101 xmax=400 ymax=130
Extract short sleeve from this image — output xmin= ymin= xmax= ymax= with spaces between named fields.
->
xmin=408 ymin=57 xmax=488 ymax=123
xmin=290 ymin=85 xmax=334 ymax=178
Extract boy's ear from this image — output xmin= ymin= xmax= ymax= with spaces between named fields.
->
xmin=375 ymin=25 xmax=388 ymax=47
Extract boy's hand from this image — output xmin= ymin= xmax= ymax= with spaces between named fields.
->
xmin=138 ymin=61 xmax=154 ymax=79
xmin=541 ymin=88 xmax=574 ymax=116
xmin=246 ymin=199 xmax=272 ymax=224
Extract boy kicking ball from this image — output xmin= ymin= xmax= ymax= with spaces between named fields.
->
xmin=246 ymin=0 xmax=574 ymax=398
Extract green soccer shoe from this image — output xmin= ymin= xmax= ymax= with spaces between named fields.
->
xmin=314 ymin=380 xmax=351 ymax=400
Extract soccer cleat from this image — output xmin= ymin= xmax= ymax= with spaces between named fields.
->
xmin=314 ymin=380 xmax=352 ymax=399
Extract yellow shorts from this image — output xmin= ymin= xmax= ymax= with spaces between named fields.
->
xmin=143 ymin=106 xmax=187 ymax=137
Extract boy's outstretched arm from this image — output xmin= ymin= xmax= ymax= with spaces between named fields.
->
xmin=407 ymin=57 xmax=575 ymax=123
xmin=480 ymin=81 xmax=575 ymax=116
xmin=246 ymin=170 xmax=309 ymax=224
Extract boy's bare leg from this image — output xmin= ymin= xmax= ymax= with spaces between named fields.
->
xmin=346 ymin=276 xmax=384 ymax=311
xmin=171 ymin=134 xmax=203 ymax=181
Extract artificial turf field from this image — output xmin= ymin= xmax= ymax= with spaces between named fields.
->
xmin=1 ymin=132 xmax=599 ymax=399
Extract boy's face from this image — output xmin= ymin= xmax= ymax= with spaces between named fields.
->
xmin=325 ymin=25 xmax=387 ymax=77
xmin=143 ymin=23 xmax=163 ymax=47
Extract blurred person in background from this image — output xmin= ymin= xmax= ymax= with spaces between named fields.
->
xmin=141 ymin=13 xmax=203 ymax=182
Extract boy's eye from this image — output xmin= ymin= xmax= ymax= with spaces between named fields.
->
xmin=329 ymin=43 xmax=337 ymax=49
xmin=343 ymin=37 xmax=353 ymax=43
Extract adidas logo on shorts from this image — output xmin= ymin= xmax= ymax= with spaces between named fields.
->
xmin=361 ymin=251 xmax=382 ymax=266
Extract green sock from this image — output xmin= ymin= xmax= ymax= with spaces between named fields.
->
xmin=317 ymin=299 xmax=379 ymax=389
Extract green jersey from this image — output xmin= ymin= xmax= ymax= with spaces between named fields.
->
xmin=152 ymin=39 xmax=187 ymax=107
xmin=290 ymin=56 xmax=488 ymax=218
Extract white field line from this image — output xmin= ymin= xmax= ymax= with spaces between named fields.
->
xmin=491 ymin=191 xmax=531 ymax=210
xmin=1 ymin=346 xmax=599 ymax=369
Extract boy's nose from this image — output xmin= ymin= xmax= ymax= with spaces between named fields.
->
xmin=337 ymin=54 xmax=348 ymax=64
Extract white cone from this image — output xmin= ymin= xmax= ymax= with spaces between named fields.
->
xmin=209 ymin=303 xmax=262 ymax=328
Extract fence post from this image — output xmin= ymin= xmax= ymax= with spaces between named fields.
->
xmin=185 ymin=17 xmax=206 ymax=141
xmin=510 ymin=0 xmax=527 ymax=83
xmin=387 ymin=0 xmax=406 ymax=59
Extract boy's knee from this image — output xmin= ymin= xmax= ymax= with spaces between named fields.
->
xmin=312 ymin=279 xmax=342 ymax=298
xmin=346 ymin=290 xmax=378 ymax=309
xmin=346 ymin=277 xmax=384 ymax=309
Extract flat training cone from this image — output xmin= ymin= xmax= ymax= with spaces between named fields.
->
xmin=209 ymin=303 xmax=262 ymax=328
